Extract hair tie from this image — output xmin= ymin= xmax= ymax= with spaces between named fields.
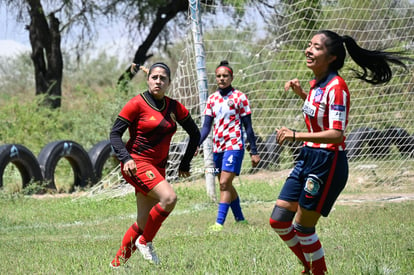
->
xmin=215 ymin=66 xmax=233 ymax=77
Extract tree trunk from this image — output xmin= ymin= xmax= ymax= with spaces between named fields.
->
xmin=27 ymin=0 xmax=63 ymax=109
xmin=117 ymin=0 xmax=188 ymax=87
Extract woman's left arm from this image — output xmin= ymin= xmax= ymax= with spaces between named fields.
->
xmin=241 ymin=114 xmax=260 ymax=167
xmin=177 ymin=115 xmax=201 ymax=175
xmin=276 ymin=127 xmax=343 ymax=145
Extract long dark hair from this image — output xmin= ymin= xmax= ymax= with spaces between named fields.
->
xmin=317 ymin=30 xmax=412 ymax=84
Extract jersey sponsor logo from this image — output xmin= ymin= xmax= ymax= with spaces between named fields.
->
xmin=304 ymin=174 xmax=322 ymax=196
xmin=302 ymin=101 xmax=316 ymax=117
xmin=146 ymin=170 xmax=156 ymax=180
xmin=331 ymin=104 xmax=345 ymax=111
xmin=330 ymin=105 xmax=346 ymax=121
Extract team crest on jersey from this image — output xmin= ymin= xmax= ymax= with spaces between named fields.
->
xmin=146 ymin=170 xmax=156 ymax=180
xmin=304 ymin=174 xmax=322 ymax=196
xmin=227 ymin=99 xmax=234 ymax=107
xmin=314 ymin=88 xmax=323 ymax=103
xmin=170 ymin=113 xmax=176 ymax=122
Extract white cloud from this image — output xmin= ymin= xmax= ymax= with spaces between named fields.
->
xmin=0 ymin=40 xmax=30 ymax=58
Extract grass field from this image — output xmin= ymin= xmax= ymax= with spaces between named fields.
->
xmin=0 ymin=171 xmax=413 ymax=275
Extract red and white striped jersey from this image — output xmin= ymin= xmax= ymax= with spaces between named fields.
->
xmin=204 ymin=88 xmax=251 ymax=153
xmin=302 ymin=72 xmax=350 ymax=151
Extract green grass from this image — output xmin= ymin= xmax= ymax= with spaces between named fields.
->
xmin=0 ymin=174 xmax=413 ymax=275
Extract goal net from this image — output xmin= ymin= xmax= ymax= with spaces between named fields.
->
xmin=166 ymin=0 xmax=414 ymax=186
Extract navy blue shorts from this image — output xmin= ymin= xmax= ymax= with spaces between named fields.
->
xmin=213 ymin=150 xmax=244 ymax=176
xmin=278 ymin=146 xmax=348 ymax=217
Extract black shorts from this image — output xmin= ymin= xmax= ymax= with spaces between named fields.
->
xmin=278 ymin=146 xmax=348 ymax=217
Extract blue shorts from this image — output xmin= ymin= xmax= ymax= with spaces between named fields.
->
xmin=213 ymin=150 xmax=244 ymax=176
xmin=278 ymin=146 xmax=348 ymax=217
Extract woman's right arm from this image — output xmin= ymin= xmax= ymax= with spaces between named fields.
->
xmin=284 ymin=78 xmax=307 ymax=100
xmin=109 ymin=117 xmax=133 ymax=164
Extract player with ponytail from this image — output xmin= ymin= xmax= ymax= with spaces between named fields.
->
xmin=270 ymin=30 xmax=412 ymax=274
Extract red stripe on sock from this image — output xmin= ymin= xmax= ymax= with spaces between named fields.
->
xmin=270 ymin=218 xmax=309 ymax=271
xmin=297 ymin=232 xmax=326 ymax=274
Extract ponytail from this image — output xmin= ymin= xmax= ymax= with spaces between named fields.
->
xmin=317 ymin=30 xmax=412 ymax=85
xmin=342 ymin=35 xmax=410 ymax=84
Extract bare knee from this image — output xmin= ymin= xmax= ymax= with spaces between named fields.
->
xmin=219 ymin=179 xmax=233 ymax=191
xmin=165 ymin=193 xmax=177 ymax=207
xmin=159 ymin=192 xmax=177 ymax=211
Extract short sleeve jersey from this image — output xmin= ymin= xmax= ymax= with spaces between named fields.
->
xmin=302 ymin=72 xmax=350 ymax=151
xmin=118 ymin=92 xmax=189 ymax=168
xmin=204 ymin=88 xmax=251 ymax=153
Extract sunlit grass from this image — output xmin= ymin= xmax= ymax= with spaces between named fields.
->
xmin=0 ymin=174 xmax=413 ymax=274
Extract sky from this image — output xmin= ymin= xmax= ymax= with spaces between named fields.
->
xmin=0 ymin=6 xmax=30 ymax=57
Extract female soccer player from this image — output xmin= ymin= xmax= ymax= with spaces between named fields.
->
xmin=199 ymin=60 xmax=261 ymax=231
xmin=109 ymin=62 xmax=200 ymax=267
xmin=269 ymin=30 xmax=412 ymax=274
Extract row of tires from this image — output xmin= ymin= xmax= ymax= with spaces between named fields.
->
xmin=1 ymin=126 xmax=413 ymax=190
xmin=0 ymin=140 xmax=115 ymax=190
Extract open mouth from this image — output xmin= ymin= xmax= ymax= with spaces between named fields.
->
xmin=306 ymin=55 xmax=314 ymax=64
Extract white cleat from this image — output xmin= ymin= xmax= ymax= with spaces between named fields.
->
xmin=135 ymin=236 xmax=160 ymax=265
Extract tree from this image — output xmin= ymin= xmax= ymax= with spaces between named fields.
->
xmin=105 ymin=0 xmax=274 ymax=87
xmin=27 ymin=0 xmax=62 ymax=108
xmin=2 ymin=0 xmax=98 ymax=108
xmin=2 ymin=0 xmax=275 ymax=105
xmin=101 ymin=0 xmax=190 ymax=87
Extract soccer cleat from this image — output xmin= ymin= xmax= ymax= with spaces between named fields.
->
xmin=209 ymin=223 xmax=224 ymax=232
xmin=109 ymin=261 xmax=120 ymax=269
xmin=135 ymin=236 xmax=160 ymax=265
xmin=235 ymin=219 xmax=248 ymax=225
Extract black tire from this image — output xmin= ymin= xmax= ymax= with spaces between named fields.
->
xmin=366 ymin=129 xmax=392 ymax=159
xmin=345 ymin=127 xmax=376 ymax=160
xmin=261 ymin=133 xmax=283 ymax=169
xmin=38 ymin=140 xmax=94 ymax=190
xmin=383 ymin=127 xmax=414 ymax=157
xmin=0 ymin=144 xmax=43 ymax=189
xmin=88 ymin=140 xmax=116 ymax=183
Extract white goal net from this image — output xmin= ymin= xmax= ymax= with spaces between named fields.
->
xmin=166 ymin=0 xmax=414 ymax=185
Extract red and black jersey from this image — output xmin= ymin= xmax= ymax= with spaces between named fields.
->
xmin=118 ymin=92 xmax=190 ymax=168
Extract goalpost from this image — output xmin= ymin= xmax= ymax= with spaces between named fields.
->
xmin=189 ymin=0 xmax=216 ymax=202
xmin=167 ymin=0 xmax=414 ymax=190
